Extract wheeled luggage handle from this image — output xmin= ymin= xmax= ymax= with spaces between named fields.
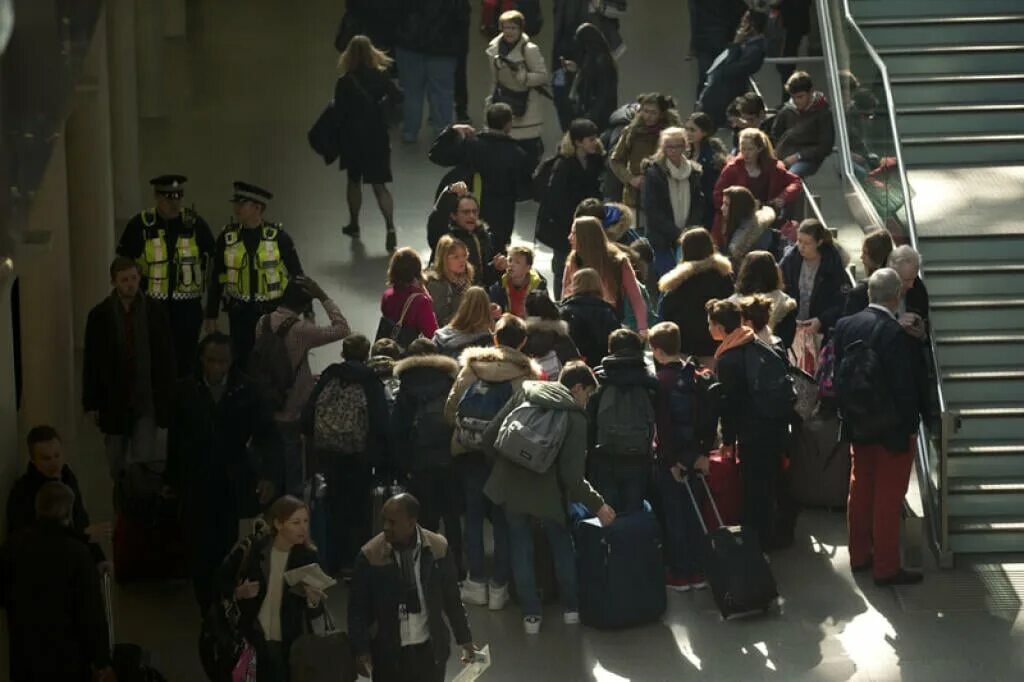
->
xmin=102 ymin=571 xmax=115 ymax=655
xmin=684 ymin=473 xmax=724 ymax=536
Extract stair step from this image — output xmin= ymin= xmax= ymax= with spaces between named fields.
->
xmin=948 ymin=477 xmax=1024 ymax=515
xmin=935 ymin=332 xmax=1024 ymax=367
xmin=950 ymin=478 xmax=1024 ymax=494
xmin=853 ymin=0 xmax=1024 ymax=21
xmin=892 ymin=74 xmax=1024 ymax=105
xmin=947 ymin=441 xmax=1024 ymax=477
xmin=901 ymin=133 xmax=1024 ymax=165
xmin=918 ymin=234 xmax=1024 ymax=262
xmin=923 ymin=262 xmax=1024 ymax=296
xmin=898 ymin=103 xmax=1024 ymax=114
xmin=860 ymin=14 xmax=1024 ymax=27
xmin=891 ymin=72 xmax=1024 ymax=84
xmin=897 ymin=108 xmax=1024 ymax=136
xmin=950 ymin=517 xmax=1024 ymax=533
xmin=942 ymin=368 xmax=1024 ymax=402
xmin=951 ymin=403 xmax=1024 ymax=440
xmin=930 ymin=295 xmax=1024 ymax=330
xmin=949 ymin=515 xmax=1024 ymax=552
xmin=863 ymin=21 xmax=1024 ymax=48
xmin=877 ymin=44 xmax=1024 ymax=76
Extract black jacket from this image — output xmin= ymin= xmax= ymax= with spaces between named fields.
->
xmin=428 ymin=190 xmax=502 ymax=286
xmin=393 ymin=0 xmax=470 ymax=57
xmin=833 ymin=307 xmax=923 ymax=452
xmin=524 ymin=318 xmax=581 ymax=366
xmin=536 ymin=151 xmax=605 ymax=249
xmin=5 ymin=463 xmax=104 ymax=563
xmin=428 ymin=127 xmax=532 ymax=236
xmin=116 ymin=209 xmax=216 ymax=298
xmin=692 ymin=0 xmax=748 ymax=53
xmin=697 ymin=35 xmax=767 ymax=128
xmin=348 ymin=529 xmax=472 ymax=668
xmin=1 ymin=521 xmax=111 ymax=681
xmin=334 ymin=68 xmax=402 ymax=167
xmin=567 ymin=57 xmax=619 ymax=131
xmin=82 ymin=293 xmax=176 ymax=435
xmin=559 ymin=294 xmax=622 ymax=368
xmin=391 ymin=354 xmax=459 ymax=473
xmin=657 ymin=255 xmax=735 ymax=357
xmin=587 ymin=354 xmax=659 ymax=462
xmin=641 ymin=158 xmax=705 ymax=253
xmin=844 ymin=276 xmax=930 ymax=326
xmin=780 ymin=243 xmax=849 ymax=339
xmin=716 ymin=337 xmax=791 ymax=447
xmin=302 ymin=360 xmax=391 ymax=465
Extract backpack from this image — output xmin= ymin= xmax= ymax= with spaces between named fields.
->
xmin=494 ymin=401 xmax=568 ymax=473
xmin=836 ymin=321 xmax=902 ymax=441
xmin=666 ymin=362 xmax=717 ymax=455
xmin=531 ymin=155 xmax=560 ymax=202
xmin=311 ymin=376 xmax=369 ymax=454
xmin=410 ymin=391 xmax=452 ymax=454
xmin=249 ymin=315 xmax=301 ymax=410
xmin=744 ymin=341 xmax=796 ymax=421
xmin=455 ymin=379 xmax=515 ymax=449
xmin=595 ymin=384 xmax=655 ymax=460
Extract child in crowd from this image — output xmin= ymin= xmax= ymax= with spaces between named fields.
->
xmin=368 ymin=337 xmax=402 ymax=411
xmin=488 ymin=244 xmax=548 ymax=318
xmin=559 ymin=267 xmax=621 ymax=368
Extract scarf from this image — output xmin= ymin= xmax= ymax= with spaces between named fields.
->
xmin=714 ymin=326 xmax=755 ymax=359
xmin=664 ymin=159 xmax=692 ymax=230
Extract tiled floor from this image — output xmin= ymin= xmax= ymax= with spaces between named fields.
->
xmin=63 ymin=1 xmax=1024 ymax=680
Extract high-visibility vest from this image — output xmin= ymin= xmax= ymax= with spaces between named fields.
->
xmin=219 ymin=223 xmax=290 ymax=303
xmin=137 ymin=209 xmax=204 ymax=300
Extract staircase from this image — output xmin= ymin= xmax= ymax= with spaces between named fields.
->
xmin=850 ymin=0 xmax=1024 ymax=554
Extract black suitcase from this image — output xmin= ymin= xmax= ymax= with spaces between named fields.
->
xmin=687 ymin=476 xmax=778 ymax=619
xmin=787 ymin=414 xmax=850 ymax=509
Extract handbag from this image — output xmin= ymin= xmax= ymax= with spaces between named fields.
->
xmin=351 ymin=74 xmax=403 ymax=128
xmin=231 ymin=641 xmax=257 ymax=682
xmin=290 ymin=611 xmax=358 ymax=682
xmin=492 ymin=83 xmax=530 ymax=117
xmin=375 ymin=293 xmax=425 ymax=349
xmin=790 ymin=325 xmax=822 ymax=375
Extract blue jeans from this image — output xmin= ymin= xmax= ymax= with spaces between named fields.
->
xmin=788 ymin=159 xmax=822 ymax=178
xmin=654 ymin=467 xmax=706 ymax=579
xmin=588 ymin=457 xmax=649 ymax=514
xmin=396 ymin=47 xmax=455 ymax=141
xmin=505 ymin=511 xmax=579 ymax=617
xmin=461 ymin=454 xmax=510 ymax=586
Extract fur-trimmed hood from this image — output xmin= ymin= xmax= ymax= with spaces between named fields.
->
xmin=658 ymin=253 xmax=733 ymax=293
xmin=458 ymin=345 xmax=542 ymax=382
xmin=728 ymin=289 xmax=797 ymax=331
xmin=727 ymin=205 xmax=777 ymax=260
xmin=558 ymin=131 xmax=606 ymax=157
xmin=602 ymin=202 xmax=635 ymax=243
xmin=394 ymin=353 xmax=459 ymax=379
xmin=360 ymin=527 xmax=449 ymax=567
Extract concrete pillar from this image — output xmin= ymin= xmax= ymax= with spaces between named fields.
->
xmin=136 ymin=0 xmax=164 ymax=118
xmin=17 ymin=135 xmax=77 ymax=444
xmin=67 ymin=11 xmax=117 ymax=350
xmin=107 ymin=0 xmax=142 ymax=223
xmin=163 ymin=0 xmax=186 ymax=38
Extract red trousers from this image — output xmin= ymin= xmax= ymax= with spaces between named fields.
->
xmin=847 ymin=440 xmax=915 ymax=579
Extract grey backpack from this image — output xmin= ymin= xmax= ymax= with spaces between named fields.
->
xmin=494 ymin=401 xmax=568 ymax=474
xmin=594 ymin=384 xmax=655 ymax=460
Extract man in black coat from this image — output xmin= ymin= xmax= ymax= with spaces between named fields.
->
xmin=83 ymin=256 xmax=176 ymax=481
xmin=427 ymin=184 xmax=507 ymax=287
xmin=833 ymin=268 xmax=924 ymax=586
xmin=5 ymin=426 xmax=108 ymax=565
xmin=0 ymin=482 xmax=114 ymax=682
xmin=166 ymin=332 xmax=279 ymax=613
xmin=349 ymin=493 xmax=475 ymax=682
xmin=428 ymin=103 xmax=533 ymax=250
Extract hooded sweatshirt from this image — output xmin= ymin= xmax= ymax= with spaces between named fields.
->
xmin=771 ymin=91 xmax=835 ymax=165
xmin=431 ymin=326 xmax=494 ymax=359
xmin=481 ymin=381 xmax=605 ymax=525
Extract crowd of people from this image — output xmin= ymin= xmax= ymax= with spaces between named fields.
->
xmin=1 ymin=2 xmax=937 ymax=682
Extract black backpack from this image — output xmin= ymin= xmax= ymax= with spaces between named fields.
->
xmin=837 ymin=321 xmax=902 ymax=441
xmin=249 ymin=315 xmax=301 ymax=410
xmin=744 ymin=340 xmax=796 ymax=421
xmin=531 ymin=155 xmax=560 ymax=202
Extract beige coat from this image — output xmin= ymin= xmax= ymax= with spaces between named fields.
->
xmin=485 ymin=35 xmax=549 ymax=141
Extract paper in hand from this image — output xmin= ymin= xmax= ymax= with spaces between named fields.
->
xmin=452 ymin=645 xmax=491 ymax=682
xmin=284 ymin=563 xmax=337 ymax=591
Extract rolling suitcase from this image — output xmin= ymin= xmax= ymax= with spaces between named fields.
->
xmin=688 ymin=476 xmax=778 ymax=620
xmin=103 ymin=573 xmax=169 ymax=681
xmin=787 ymin=414 xmax=850 ymax=509
xmin=703 ymin=448 xmax=742 ymax=529
xmin=575 ymin=505 xmax=666 ymax=629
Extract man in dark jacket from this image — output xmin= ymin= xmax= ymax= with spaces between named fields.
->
xmin=166 ymin=332 xmax=278 ymax=613
xmin=772 ymin=71 xmax=835 ymax=178
xmin=5 ymin=426 xmax=108 ymax=565
xmin=587 ymin=329 xmax=659 ymax=513
xmin=427 ymin=185 xmax=507 ymax=286
xmin=833 ymin=268 xmax=924 ymax=586
xmin=691 ymin=0 xmax=748 ymax=98
xmin=428 ymin=103 xmax=533 ymax=250
xmin=83 ymin=256 xmax=175 ymax=480
xmin=349 ymin=493 xmax=475 ymax=682
xmin=393 ymin=0 xmax=471 ymax=142
xmin=1 ymin=482 xmax=114 ymax=682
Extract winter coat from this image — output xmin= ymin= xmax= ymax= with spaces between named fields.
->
xmin=779 ymin=242 xmax=850 ymax=339
xmin=348 ymin=528 xmax=471 ymax=668
xmin=481 ymin=381 xmax=605 ymax=525
xmin=728 ymin=288 xmax=798 ymax=348
xmin=391 ymin=354 xmax=459 ymax=472
xmin=444 ymin=345 xmax=543 ymax=455
xmin=844 ymin=276 xmax=929 ymax=326
xmin=367 ymin=354 xmax=400 ymax=409
xmin=431 ymin=326 xmax=494 ymax=358
xmin=588 ymin=354 xmax=659 ymax=465
xmin=726 ymin=205 xmax=779 ymax=263
xmin=427 ymin=187 xmax=503 ymax=286
xmin=716 ymin=335 xmax=790 ymax=447
xmin=536 ymin=135 xmax=605 ymax=249
xmin=641 ymin=156 xmax=705 ymax=253
xmin=694 ymin=137 xmax=729 ymax=227
xmin=600 ymin=104 xmax=639 ymax=200
xmin=486 ymin=34 xmax=549 ymax=140
xmin=609 ymin=109 xmax=683 ymax=207
xmin=657 ymin=254 xmax=736 ymax=357
xmin=333 ymin=68 xmax=401 ymax=169
xmin=697 ymin=34 xmax=767 ymax=128
xmin=523 ymin=318 xmax=581 ymax=376
xmin=488 ymin=269 xmax=549 ymax=315
xmin=711 ymin=155 xmax=802 ymax=247
xmin=302 ymin=360 xmax=391 ymax=464
xmin=772 ymin=91 xmax=835 ymax=166
xmin=566 ymin=55 xmax=618 ymax=131
xmin=394 ymin=0 xmax=471 ymax=57
xmin=559 ymin=294 xmax=622 ymax=368
xmin=1 ymin=521 xmax=111 ymax=681
xmin=82 ymin=293 xmax=175 ymax=435
xmin=425 ymin=274 xmax=467 ymax=327
xmin=691 ymin=0 xmax=748 ymax=53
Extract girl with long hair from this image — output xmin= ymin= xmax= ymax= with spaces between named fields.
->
xmin=426 ymin=235 xmax=475 ymax=326
xmin=380 ymin=248 xmax=439 ymax=341
xmin=432 ymin=286 xmax=497 ymax=358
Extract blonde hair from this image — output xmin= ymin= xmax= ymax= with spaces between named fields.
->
xmin=499 ymin=10 xmax=526 ymax=30
xmin=338 ymin=35 xmax=393 ymax=75
xmin=448 ymin=286 xmax=494 ymax=334
xmin=572 ymin=268 xmax=605 ymax=297
xmin=738 ymin=127 xmax=777 ymax=163
xmin=430 ymin=235 xmax=475 ymax=283
xmin=652 ymin=126 xmax=688 ymax=164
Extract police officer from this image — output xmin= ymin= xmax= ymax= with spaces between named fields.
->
xmin=203 ymin=182 xmax=303 ymax=369
xmin=117 ymin=174 xmax=216 ymax=377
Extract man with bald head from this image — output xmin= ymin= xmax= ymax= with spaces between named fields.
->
xmin=348 ymin=493 xmax=476 ymax=682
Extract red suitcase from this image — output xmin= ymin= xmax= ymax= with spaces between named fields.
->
xmin=113 ymin=511 xmax=188 ymax=583
xmin=702 ymin=448 xmax=742 ymax=529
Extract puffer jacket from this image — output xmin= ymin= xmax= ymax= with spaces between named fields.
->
xmin=392 ymin=354 xmax=459 ymax=472
xmin=431 ymin=326 xmax=494 ymax=359
xmin=485 ymin=34 xmax=549 ymax=140
xmin=609 ymin=108 xmax=683 ymax=207
xmin=728 ymin=288 xmax=798 ymax=348
xmin=657 ymin=254 xmax=735 ymax=357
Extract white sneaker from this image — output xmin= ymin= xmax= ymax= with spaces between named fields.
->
xmin=563 ymin=611 xmax=580 ymax=625
xmin=523 ymin=615 xmax=542 ymax=635
xmin=460 ymin=579 xmax=488 ymax=606
xmin=488 ymin=583 xmax=509 ymax=611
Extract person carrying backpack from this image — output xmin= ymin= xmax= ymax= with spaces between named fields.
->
xmin=444 ymin=314 xmax=542 ymax=610
xmin=390 ymin=338 xmax=465 ymax=578
xmin=252 ymin=277 xmax=350 ymax=498
xmin=481 ymin=362 xmax=615 ymax=635
xmin=833 ymin=268 xmax=924 ymax=586
xmin=708 ymin=298 xmax=794 ymax=552
xmin=302 ymin=334 xmax=390 ymax=575
xmin=586 ymin=329 xmax=657 ymax=513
